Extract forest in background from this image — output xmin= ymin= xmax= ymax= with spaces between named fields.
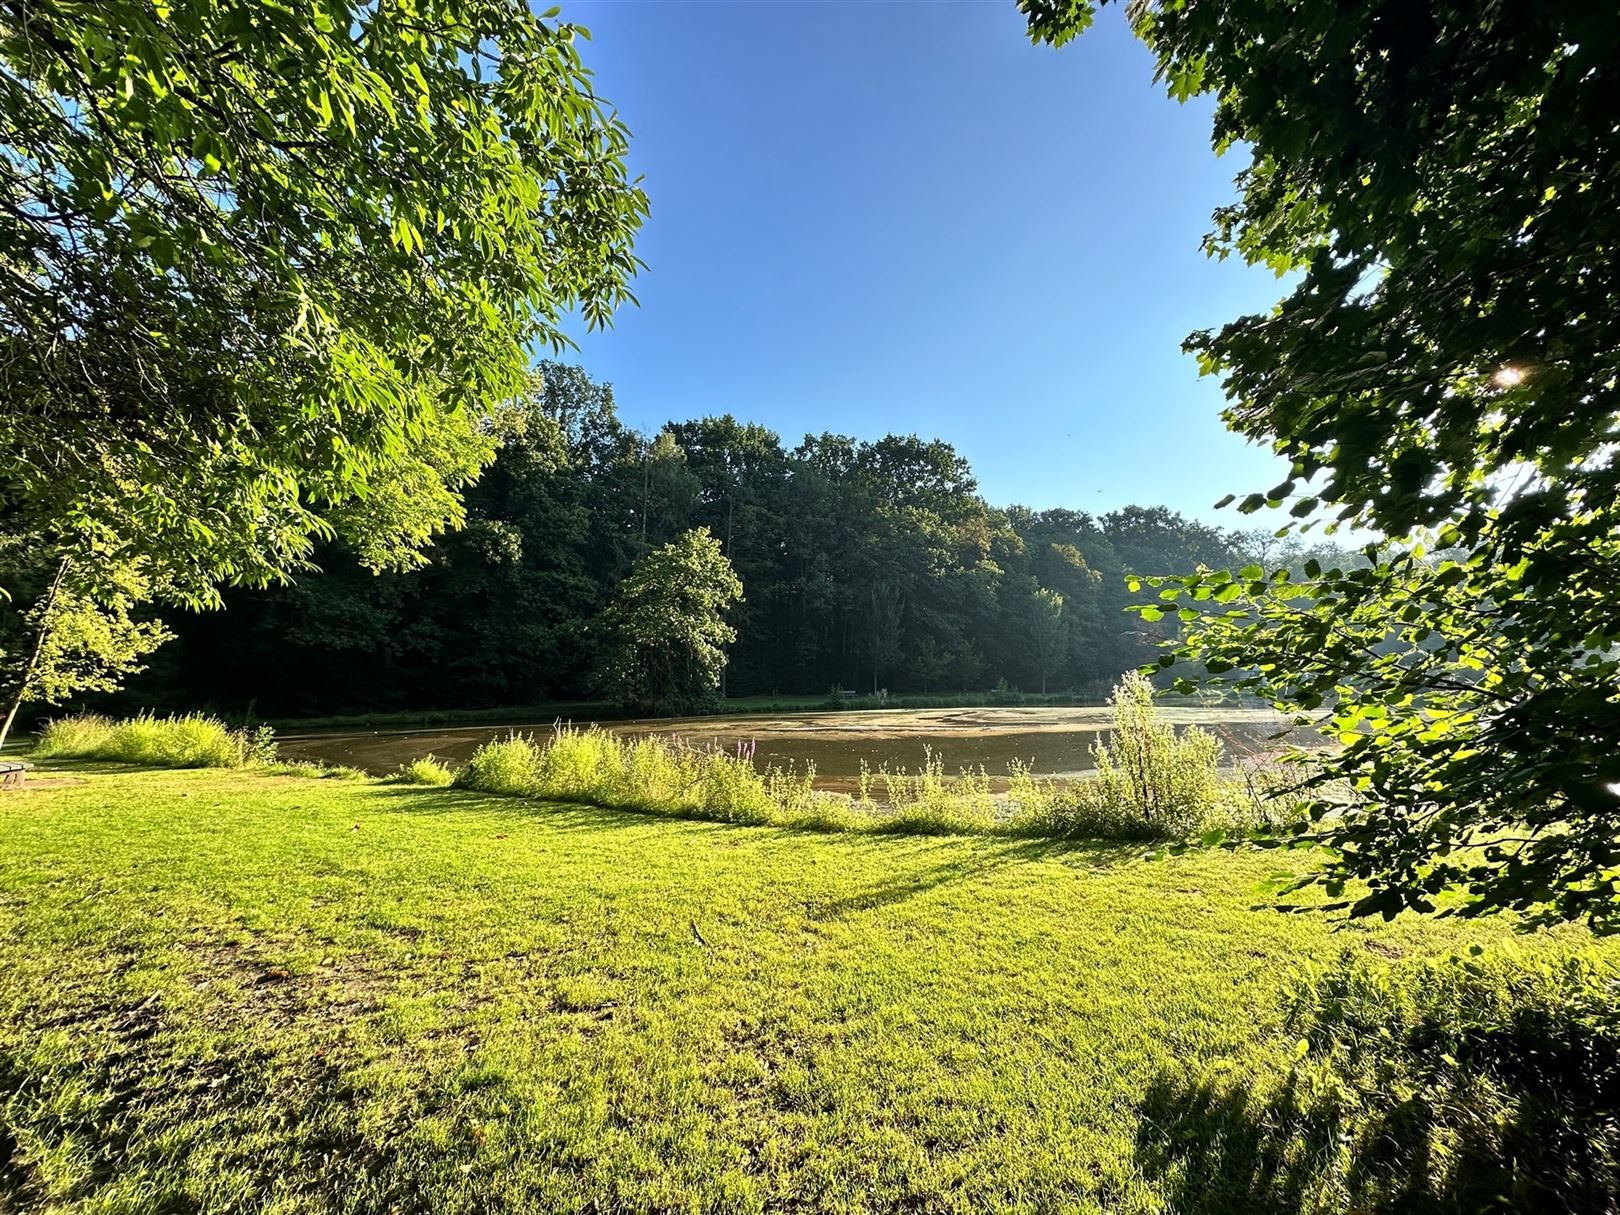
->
xmin=112 ymin=363 xmax=1352 ymax=719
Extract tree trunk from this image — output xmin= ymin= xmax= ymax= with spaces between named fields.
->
xmin=0 ymin=555 xmax=69 ymax=752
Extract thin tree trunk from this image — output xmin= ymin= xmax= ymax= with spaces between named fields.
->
xmin=640 ymin=450 xmax=650 ymax=545
xmin=0 ymin=555 xmax=69 ymax=752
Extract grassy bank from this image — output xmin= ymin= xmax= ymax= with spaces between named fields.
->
xmin=21 ymin=698 xmax=1298 ymax=842
xmin=451 ymin=726 xmax=1282 ymax=840
xmin=2 ymin=765 xmax=1611 ymax=1213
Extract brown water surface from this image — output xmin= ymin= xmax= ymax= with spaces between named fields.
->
xmin=277 ymin=707 xmax=1304 ymax=793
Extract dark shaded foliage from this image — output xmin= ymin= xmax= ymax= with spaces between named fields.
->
xmin=1136 ymin=950 xmax=1620 ymax=1214
xmin=104 ymin=365 xmax=1303 ymax=719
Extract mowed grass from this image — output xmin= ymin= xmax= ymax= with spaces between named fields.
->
xmin=0 ymin=766 xmax=1603 ymax=1214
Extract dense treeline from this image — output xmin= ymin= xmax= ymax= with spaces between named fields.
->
xmin=117 ymin=364 xmax=1302 ymax=717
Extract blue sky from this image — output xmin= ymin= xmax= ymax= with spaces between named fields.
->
xmin=559 ymin=0 xmax=1294 ymax=523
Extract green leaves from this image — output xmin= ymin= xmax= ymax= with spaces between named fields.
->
xmin=1016 ymin=0 xmax=1097 ymax=47
xmin=1033 ymin=0 xmax=1620 ymax=933
xmin=594 ymin=528 xmax=743 ymax=716
xmin=1 ymin=0 xmax=646 ymax=613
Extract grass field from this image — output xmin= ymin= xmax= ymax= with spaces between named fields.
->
xmin=0 ymin=765 xmax=1604 ymax=1213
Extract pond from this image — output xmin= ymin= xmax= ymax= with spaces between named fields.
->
xmin=276 ymin=706 xmax=1308 ymax=794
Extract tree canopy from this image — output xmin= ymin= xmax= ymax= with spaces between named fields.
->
xmin=1 ymin=0 xmax=644 ymax=597
xmin=1024 ymin=1 xmax=1620 ymax=930
xmin=596 ymin=528 xmax=742 ymax=718
xmin=0 ymin=0 xmax=645 ymax=736
xmin=88 ymin=362 xmax=1296 ymax=718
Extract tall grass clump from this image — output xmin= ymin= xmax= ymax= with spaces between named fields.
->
xmin=456 ymin=735 xmax=543 ymax=796
xmin=385 ymin=755 xmax=455 ymax=786
xmin=32 ymin=712 xmax=271 ymax=769
xmin=27 ymin=714 xmax=115 ymax=760
xmin=1006 ymin=671 xmax=1244 ymax=840
xmin=860 ymin=748 xmax=998 ymax=835
xmin=455 ymin=726 xmax=815 ymax=826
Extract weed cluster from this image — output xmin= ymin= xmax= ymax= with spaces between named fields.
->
xmin=384 ymin=755 xmax=456 ymax=786
xmin=30 ymin=712 xmax=376 ymax=780
xmin=32 ymin=713 xmax=268 ymax=769
xmin=455 ymin=726 xmax=825 ymax=828
xmin=848 ymin=749 xmax=999 ymax=835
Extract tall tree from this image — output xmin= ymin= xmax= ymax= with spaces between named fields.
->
xmin=1024 ymin=1 xmax=1620 ymax=930
xmin=594 ymin=529 xmax=743 ymax=717
xmin=0 ymin=0 xmax=644 ymax=720
xmin=1026 ymin=586 xmax=1067 ymax=695
xmin=863 ymin=581 xmax=905 ymax=696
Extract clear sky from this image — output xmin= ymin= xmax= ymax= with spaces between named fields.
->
xmin=558 ymin=0 xmax=1294 ymax=523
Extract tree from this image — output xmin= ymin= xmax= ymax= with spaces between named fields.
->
xmin=1027 ymin=586 xmax=1066 ymax=695
xmin=0 ymin=546 xmax=170 ymax=747
xmin=862 ymin=581 xmax=905 ymax=696
xmin=0 ymin=0 xmax=645 ymax=712
xmin=594 ymin=529 xmax=742 ymax=717
xmin=1024 ymin=3 xmax=1620 ymax=930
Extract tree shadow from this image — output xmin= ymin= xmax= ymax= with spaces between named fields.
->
xmin=363 ymin=784 xmax=1145 ymax=864
xmin=1132 ymin=1071 xmax=1337 ymax=1215
xmin=361 ymin=784 xmax=705 ymax=834
xmin=1132 ymin=1064 xmax=1618 ymax=1215
xmin=803 ymin=839 xmax=1059 ymax=921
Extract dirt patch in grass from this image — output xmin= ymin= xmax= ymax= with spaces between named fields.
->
xmin=176 ymin=932 xmax=404 ymax=1029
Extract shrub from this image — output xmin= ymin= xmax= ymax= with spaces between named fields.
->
xmin=386 ymin=755 xmax=455 ymax=786
xmin=32 ymin=712 xmax=262 ymax=769
xmin=1002 ymin=674 xmax=1295 ymax=840
xmin=1086 ymin=671 xmax=1224 ymax=837
xmin=455 ymin=734 xmax=543 ymax=797
xmin=1003 ymin=760 xmax=1137 ymax=839
xmin=871 ymin=748 xmax=998 ymax=834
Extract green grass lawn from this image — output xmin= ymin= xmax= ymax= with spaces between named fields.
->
xmin=0 ymin=766 xmax=1602 ymax=1214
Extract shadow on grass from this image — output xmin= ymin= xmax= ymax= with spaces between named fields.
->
xmin=802 ymin=837 xmax=1110 ymax=921
xmin=363 ymin=783 xmax=1145 ymax=860
xmin=0 ymin=987 xmax=430 ymax=1215
xmin=1132 ymin=1065 xmax=1618 ymax=1215
xmin=6 ymin=757 xmax=207 ymax=781
xmin=361 ymin=785 xmax=1145 ymax=921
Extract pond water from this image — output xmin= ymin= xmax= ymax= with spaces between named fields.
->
xmin=276 ymin=706 xmax=1308 ymax=794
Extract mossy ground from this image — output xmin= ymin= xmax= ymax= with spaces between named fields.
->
xmin=0 ymin=765 xmax=1602 ymax=1213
